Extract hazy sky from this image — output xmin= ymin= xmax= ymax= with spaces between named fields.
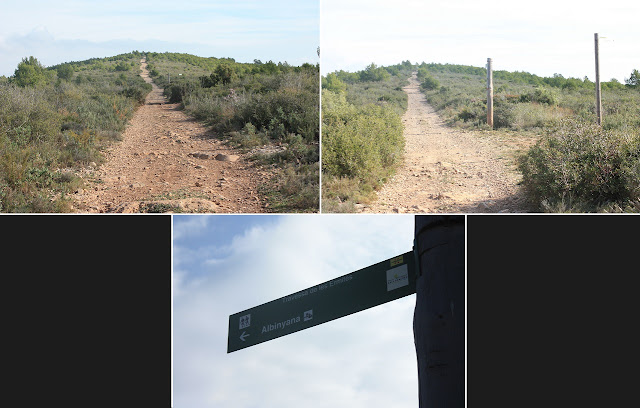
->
xmin=0 ymin=0 xmax=318 ymax=77
xmin=321 ymin=0 xmax=639 ymax=82
xmin=173 ymin=214 xmax=418 ymax=408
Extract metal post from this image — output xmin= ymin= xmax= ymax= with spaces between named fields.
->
xmin=414 ymin=215 xmax=465 ymax=408
xmin=594 ymin=33 xmax=602 ymax=126
xmin=487 ymin=58 xmax=494 ymax=129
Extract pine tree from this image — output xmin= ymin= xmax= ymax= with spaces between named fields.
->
xmin=625 ymin=69 xmax=639 ymax=87
xmin=12 ymin=56 xmax=52 ymax=87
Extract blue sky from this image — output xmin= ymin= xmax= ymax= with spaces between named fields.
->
xmin=173 ymin=214 xmax=419 ymax=408
xmin=0 ymin=0 xmax=319 ymax=76
xmin=321 ymin=0 xmax=639 ymax=82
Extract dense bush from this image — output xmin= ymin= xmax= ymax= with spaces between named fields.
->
xmin=11 ymin=57 xmax=53 ymax=87
xmin=179 ymin=71 xmax=318 ymax=142
xmin=323 ymin=97 xmax=403 ymax=181
xmin=164 ymin=79 xmax=200 ymax=103
xmin=418 ymin=67 xmax=440 ymax=90
xmin=322 ymin=89 xmax=405 ymax=207
xmin=56 ymin=64 xmax=74 ymax=81
xmin=518 ymin=120 xmax=640 ymax=211
xmin=121 ymin=83 xmax=152 ymax=105
xmin=359 ymin=63 xmax=390 ymax=82
xmin=114 ymin=61 xmax=131 ymax=71
xmin=519 ymin=87 xmax=559 ymax=105
xmin=322 ymin=73 xmax=347 ymax=93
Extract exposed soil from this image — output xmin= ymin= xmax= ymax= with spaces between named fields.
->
xmin=72 ymin=58 xmax=270 ymax=213
xmin=361 ymin=73 xmax=538 ymax=213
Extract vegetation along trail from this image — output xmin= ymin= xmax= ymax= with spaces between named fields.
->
xmin=74 ymin=58 xmax=267 ymax=213
xmin=363 ymin=73 xmax=536 ymax=213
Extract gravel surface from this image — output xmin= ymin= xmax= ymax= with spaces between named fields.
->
xmin=362 ymin=73 xmax=536 ymax=213
xmin=72 ymin=58 xmax=269 ymax=213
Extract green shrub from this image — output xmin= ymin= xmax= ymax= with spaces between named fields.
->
xmin=322 ymin=73 xmax=346 ymax=93
xmin=416 ymin=67 xmax=429 ymax=81
xmin=321 ymin=176 xmax=371 ymax=211
xmin=247 ymin=86 xmax=319 ymax=141
xmin=56 ymin=65 xmax=74 ymax=81
xmin=493 ymin=103 xmax=516 ymax=128
xmin=260 ymin=163 xmax=319 ymax=212
xmin=359 ymin=63 xmax=391 ymax=82
xmin=12 ymin=57 xmax=53 ymax=87
xmin=499 ymin=103 xmax=571 ymax=130
xmin=420 ymin=74 xmax=440 ymax=91
xmin=114 ymin=61 xmax=131 ymax=71
xmin=322 ymin=91 xmax=404 ymax=186
xmin=344 ymin=76 xmax=408 ymax=116
xmin=456 ymin=103 xmax=484 ymax=124
xmin=625 ymin=69 xmax=639 ymax=88
xmin=519 ymin=87 xmax=559 ymax=105
xmin=165 ymin=80 xmax=200 ymax=103
xmin=518 ymin=120 xmax=640 ymax=210
xmin=122 ymin=83 xmax=152 ymax=105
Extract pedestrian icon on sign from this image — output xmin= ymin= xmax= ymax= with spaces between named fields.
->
xmin=239 ymin=314 xmax=251 ymax=329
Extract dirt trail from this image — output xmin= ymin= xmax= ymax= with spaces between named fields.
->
xmin=73 ymin=58 xmax=268 ymax=213
xmin=362 ymin=73 xmax=536 ymax=213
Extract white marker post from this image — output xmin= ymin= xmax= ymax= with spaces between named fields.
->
xmin=487 ymin=58 xmax=494 ymax=129
xmin=594 ymin=33 xmax=603 ymax=126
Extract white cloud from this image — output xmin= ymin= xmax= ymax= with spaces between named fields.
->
xmin=172 ymin=214 xmax=212 ymax=241
xmin=173 ymin=215 xmax=418 ymax=408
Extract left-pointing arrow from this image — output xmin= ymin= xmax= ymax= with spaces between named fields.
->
xmin=240 ymin=331 xmax=250 ymax=342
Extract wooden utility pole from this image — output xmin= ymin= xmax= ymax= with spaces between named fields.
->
xmin=487 ymin=58 xmax=494 ymax=129
xmin=594 ymin=33 xmax=603 ymax=125
xmin=414 ymin=216 xmax=465 ymax=408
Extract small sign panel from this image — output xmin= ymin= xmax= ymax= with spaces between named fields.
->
xmin=227 ymin=251 xmax=417 ymax=353
xmin=386 ymin=264 xmax=409 ymax=291
xmin=389 ymin=254 xmax=404 ymax=267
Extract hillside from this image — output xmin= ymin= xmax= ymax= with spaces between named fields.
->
xmin=322 ymin=61 xmax=639 ymax=213
xmin=415 ymin=62 xmax=639 ymax=212
xmin=1 ymin=52 xmax=319 ymax=213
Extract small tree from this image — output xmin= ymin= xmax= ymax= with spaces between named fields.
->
xmin=214 ymin=63 xmax=238 ymax=85
xmin=322 ymin=73 xmax=346 ymax=93
xmin=419 ymin=69 xmax=440 ymax=90
xmin=56 ymin=64 xmax=74 ymax=80
xmin=360 ymin=63 xmax=390 ymax=82
xmin=115 ymin=61 xmax=130 ymax=71
xmin=12 ymin=56 xmax=52 ymax=87
xmin=625 ymin=69 xmax=639 ymax=88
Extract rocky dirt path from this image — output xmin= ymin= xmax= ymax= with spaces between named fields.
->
xmin=362 ymin=73 xmax=537 ymax=213
xmin=72 ymin=58 xmax=269 ymax=213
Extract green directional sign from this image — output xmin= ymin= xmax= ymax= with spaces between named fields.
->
xmin=227 ymin=251 xmax=417 ymax=353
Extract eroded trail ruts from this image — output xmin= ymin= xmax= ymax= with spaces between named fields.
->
xmin=73 ymin=58 xmax=268 ymax=213
xmin=362 ymin=73 xmax=535 ymax=213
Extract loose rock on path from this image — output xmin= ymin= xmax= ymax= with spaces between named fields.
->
xmin=73 ymin=58 xmax=268 ymax=213
xmin=362 ymin=73 xmax=536 ymax=214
